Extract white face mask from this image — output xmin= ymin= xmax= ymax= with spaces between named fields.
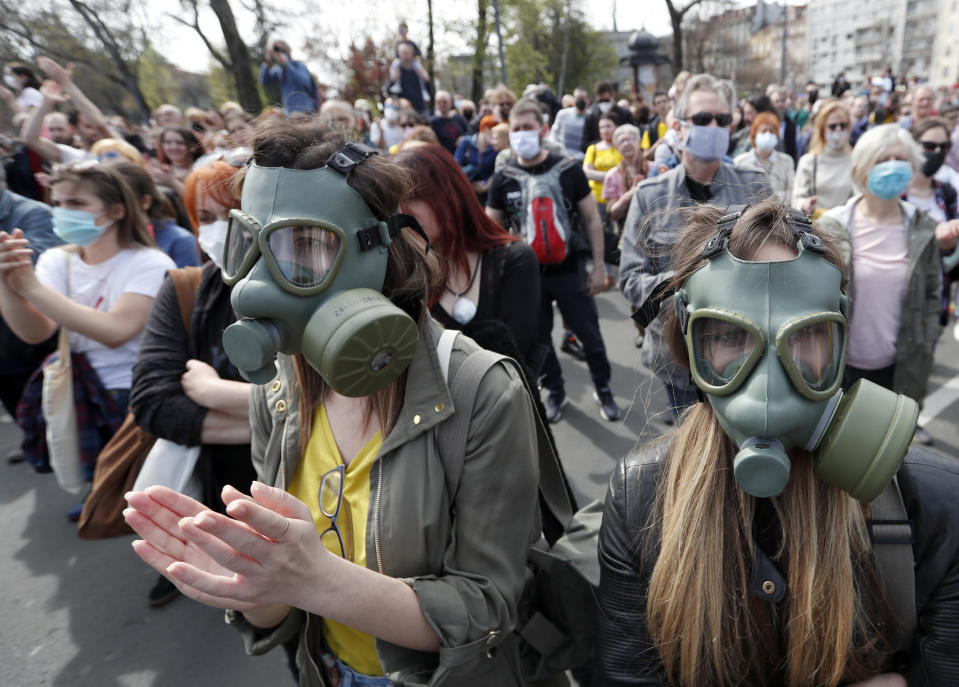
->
xmin=825 ymin=129 xmax=849 ymax=150
xmin=197 ymin=219 xmax=229 ymax=268
xmin=597 ymin=100 xmax=613 ymax=113
xmin=384 ymin=106 xmax=399 ymax=122
xmin=3 ymin=74 xmax=20 ymax=89
xmin=755 ymin=131 xmax=778 ymax=152
xmin=509 ymin=130 xmax=542 ymax=160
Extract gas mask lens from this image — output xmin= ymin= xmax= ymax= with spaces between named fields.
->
xmin=778 ymin=314 xmax=846 ymax=398
xmin=268 ymin=225 xmax=341 ymax=289
xmin=223 ymin=212 xmax=259 ymax=283
xmin=690 ymin=312 xmax=763 ymax=393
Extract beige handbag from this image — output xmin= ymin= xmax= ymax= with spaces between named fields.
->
xmin=41 ymin=252 xmax=84 ymax=494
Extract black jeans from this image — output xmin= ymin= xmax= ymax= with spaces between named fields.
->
xmin=844 ymin=363 xmax=896 ymax=392
xmin=537 ymin=259 xmax=612 ymax=396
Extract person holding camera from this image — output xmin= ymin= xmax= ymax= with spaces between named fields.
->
xmin=258 ymin=37 xmax=320 ymax=117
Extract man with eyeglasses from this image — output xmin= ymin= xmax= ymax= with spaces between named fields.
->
xmin=619 ymin=73 xmax=771 ymax=420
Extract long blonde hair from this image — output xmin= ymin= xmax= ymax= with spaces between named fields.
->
xmin=647 ymin=201 xmax=895 ymax=686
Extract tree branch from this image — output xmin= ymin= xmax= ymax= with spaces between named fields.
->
xmin=168 ymin=2 xmax=232 ymax=69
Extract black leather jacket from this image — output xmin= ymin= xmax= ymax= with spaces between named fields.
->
xmin=594 ymin=441 xmax=959 ymax=686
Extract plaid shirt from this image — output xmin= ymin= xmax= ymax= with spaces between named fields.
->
xmin=16 ymin=351 xmax=125 ymax=481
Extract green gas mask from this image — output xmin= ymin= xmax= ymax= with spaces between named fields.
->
xmin=674 ymin=208 xmax=918 ymax=501
xmin=220 ymin=143 xmax=428 ymax=396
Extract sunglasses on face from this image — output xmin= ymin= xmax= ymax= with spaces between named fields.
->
xmin=826 ymin=122 xmax=850 ymax=131
xmin=687 ymin=111 xmax=734 ymax=127
xmin=921 ymin=140 xmax=953 ymax=153
xmin=399 ymin=122 xmax=415 ymax=128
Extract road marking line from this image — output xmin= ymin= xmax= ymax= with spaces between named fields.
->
xmin=919 ymin=374 xmax=959 ymax=426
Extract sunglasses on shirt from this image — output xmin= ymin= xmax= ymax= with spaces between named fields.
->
xmin=826 ymin=122 xmax=850 ymax=131
xmin=687 ymin=111 xmax=734 ymax=127
xmin=920 ymin=140 xmax=953 ymax=153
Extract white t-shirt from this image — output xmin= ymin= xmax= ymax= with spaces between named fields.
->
xmin=35 ymin=246 xmax=176 ymax=390
xmin=370 ymin=121 xmax=404 ymax=151
xmin=17 ymin=86 xmax=43 ymax=110
xmin=56 ymin=143 xmax=94 ymax=164
xmin=934 ymin=163 xmax=959 ymax=192
xmin=905 ymin=192 xmax=946 ymax=223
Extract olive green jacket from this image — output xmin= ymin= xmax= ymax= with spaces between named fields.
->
xmin=227 ymin=318 xmax=542 ymax=686
xmin=819 ymin=195 xmax=942 ymax=402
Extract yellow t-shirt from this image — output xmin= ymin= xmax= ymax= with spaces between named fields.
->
xmin=287 ymin=404 xmax=384 ymax=676
xmin=584 ymin=144 xmax=622 ymax=204
xmin=640 ymin=121 xmax=668 ymax=150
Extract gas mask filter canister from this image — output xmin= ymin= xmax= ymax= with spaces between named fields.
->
xmin=675 ymin=207 xmax=918 ymax=501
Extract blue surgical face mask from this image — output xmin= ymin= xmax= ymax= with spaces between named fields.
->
xmin=51 ymin=207 xmax=111 ymax=247
xmin=683 ymin=124 xmax=730 ymax=162
xmin=755 ymin=131 xmax=778 ymax=152
xmin=867 ymin=160 xmax=913 ymax=199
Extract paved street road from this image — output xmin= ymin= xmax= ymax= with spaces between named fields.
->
xmin=3 ymin=288 xmax=959 ymax=686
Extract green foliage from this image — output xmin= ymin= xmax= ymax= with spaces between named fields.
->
xmin=500 ymin=0 xmax=618 ymax=94
xmin=209 ymin=61 xmax=240 ymax=107
xmin=137 ymin=45 xmax=179 ymax=111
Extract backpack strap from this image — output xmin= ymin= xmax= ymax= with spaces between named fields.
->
xmin=869 ymin=475 xmax=917 ymax=651
xmin=435 ymin=331 xmax=574 ymax=539
xmin=169 ymin=266 xmax=204 ymax=336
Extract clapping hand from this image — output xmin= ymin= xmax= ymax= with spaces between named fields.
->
xmin=0 ymin=229 xmax=37 ymax=294
xmin=125 ymin=482 xmax=331 ymax=612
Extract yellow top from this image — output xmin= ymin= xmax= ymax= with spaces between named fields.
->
xmin=640 ymin=120 xmax=668 ymax=150
xmin=287 ymin=404 xmax=384 ymax=676
xmin=583 ymin=143 xmax=622 ymax=204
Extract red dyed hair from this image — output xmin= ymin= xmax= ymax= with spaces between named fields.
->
xmin=392 ymin=144 xmax=515 ymax=303
xmin=749 ymin=111 xmax=781 ymax=144
xmin=182 ymin=161 xmax=241 ymax=231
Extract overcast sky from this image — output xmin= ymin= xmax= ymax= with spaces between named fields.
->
xmin=149 ymin=0 xmax=676 ymax=84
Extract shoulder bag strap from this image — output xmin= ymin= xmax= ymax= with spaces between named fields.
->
xmin=869 ymin=475 xmax=917 ymax=650
xmin=168 ymin=266 xmax=203 ymax=336
xmin=435 ymin=331 xmax=574 ymax=538
xmin=57 ymin=249 xmax=72 ymax=360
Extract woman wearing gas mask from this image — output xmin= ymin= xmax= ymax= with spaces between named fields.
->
xmin=128 ymin=159 xmax=256 ymax=609
xmin=819 ymin=124 xmax=941 ymax=444
xmin=791 ymin=100 xmax=854 ymax=218
xmin=594 ymin=200 xmax=959 ymax=686
xmin=123 ymin=121 xmax=546 ymax=686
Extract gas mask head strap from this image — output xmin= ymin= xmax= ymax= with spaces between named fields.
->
xmin=675 ymin=204 xmax=828 ymax=334
xmin=325 ymin=142 xmax=432 ymax=254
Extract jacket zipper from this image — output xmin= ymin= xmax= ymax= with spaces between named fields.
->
xmin=279 ymin=419 xmax=288 ymax=489
xmin=373 ymin=458 xmax=384 ymax=573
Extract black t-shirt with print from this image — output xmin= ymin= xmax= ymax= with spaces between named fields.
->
xmin=486 ymin=153 xmax=592 ymax=267
xmin=429 ymin=114 xmax=468 ymax=154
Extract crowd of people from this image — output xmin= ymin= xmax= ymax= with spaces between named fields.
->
xmin=1 ymin=27 xmax=959 ymax=687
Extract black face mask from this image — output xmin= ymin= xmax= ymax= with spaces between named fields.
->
xmin=461 ymin=109 xmax=474 ymax=121
xmin=922 ymin=150 xmax=948 ymax=177
xmin=575 ymin=98 xmax=587 ymax=111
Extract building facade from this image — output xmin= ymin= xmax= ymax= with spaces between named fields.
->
xmin=931 ymin=0 xmax=959 ymax=86
xmin=807 ymin=0 xmax=938 ymax=86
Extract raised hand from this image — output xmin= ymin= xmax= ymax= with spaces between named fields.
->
xmin=39 ymin=80 xmax=70 ymax=107
xmin=37 ymin=56 xmax=75 ymax=84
